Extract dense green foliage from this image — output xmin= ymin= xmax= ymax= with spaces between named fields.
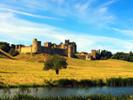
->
xmin=107 ymin=77 xmax=133 ymax=87
xmin=92 ymin=50 xmax=112 ymax=60
xmin=0 ymin=78 xmax=133 ymax=88
xmin=45 ymin=78 xmax=133 ymax=87
xmin=44 ymin=55 xmax=68 ymax=74
xmin=112 ymin=52 xmax=133 ymax=62
xmin=0 ymin=42 xmax=10 ymax=52
xmin=49 ymin=79 xmax=105 ymax=87
xmin=100 ymin=50 xmax=112 ymax=60
xmin=94 ymin=50 xmax=133 ymax=62
xmin=0 ymin=42 xmax=19 ymax=56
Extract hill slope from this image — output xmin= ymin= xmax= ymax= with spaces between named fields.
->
xmin=0 ymin=55 xmax=133 ymax=86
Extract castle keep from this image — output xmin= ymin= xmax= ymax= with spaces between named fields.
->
xmin=15 ymin=39 xmax=77 ymax=58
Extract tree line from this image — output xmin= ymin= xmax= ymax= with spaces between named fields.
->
xmin=112 ymin=52 xmax=133 ymax=62
xmin=94 ymin=50 xmax=133 ymax=62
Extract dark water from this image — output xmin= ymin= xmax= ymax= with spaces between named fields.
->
xmin=0 ymin=87 xmax=133 ymax=97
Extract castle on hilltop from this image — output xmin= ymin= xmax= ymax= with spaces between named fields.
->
xmin=15 ymin=39 xmax=77 ymax=58
xmin=14 ymin=38 xmax=100 ymax=60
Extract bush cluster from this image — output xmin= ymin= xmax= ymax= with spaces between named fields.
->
xmin=112 ymin=52 xmax=133 ymax=62
xmin=0 ymin=42 xmax=19 ymax=56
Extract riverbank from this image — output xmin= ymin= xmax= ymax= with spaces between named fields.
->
xmin=0 ymin=78 xmax=133 ymax=88
xmin=0 ymin=56 xmax=133 ymax=87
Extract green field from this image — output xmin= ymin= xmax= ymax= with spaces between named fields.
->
xmin=0 ymin=54 xmax=133 ymax=86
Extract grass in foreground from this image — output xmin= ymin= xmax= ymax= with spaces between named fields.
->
xmin=0 ymin=94 xmax=133 ymax=100
xmin=0 ymin=54 xmax=133 ymax=86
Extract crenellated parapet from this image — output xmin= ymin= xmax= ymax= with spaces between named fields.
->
xmin=15 ymin=38 xmax=77 ymax=58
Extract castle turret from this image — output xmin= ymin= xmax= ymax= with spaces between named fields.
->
xmin=72 ymin=42 xmax=77 ymax=54
xmin=67 ymin=45 xmax=74 ymax=58
xmin=91 ymin=50 xmax=100 ymax=60
xmin=32 ymin=38 xmax=41 ymax=53
xmin=91 ymin=50 xmax=97 ymax=59
xmin=44 ymin=42 xmax=52 ymax=48
xmin=65 ymin=40 xmax=70 ymax=45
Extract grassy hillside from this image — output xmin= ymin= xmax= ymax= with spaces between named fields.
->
xmin=0 ymin=54 xmax=133 ymax=86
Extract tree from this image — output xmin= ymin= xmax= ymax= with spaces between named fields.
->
xmin=44 ymin=55 xmax=68 ymax=75
xmin=0 ymin=42 xmax=10 ymax=52
xmin=100 ymin=50 xmax=112 ymax=60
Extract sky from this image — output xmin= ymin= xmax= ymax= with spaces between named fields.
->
xmin=0 ymin=0 xmax=133 ymax=53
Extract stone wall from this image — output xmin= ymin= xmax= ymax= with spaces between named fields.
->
xmin=18 ymin=46 xmax=67 ymax=56
xmin=41 ymin=47 xmax=66 ymax=56
xmin=15 ymin=39 xmax=77 ymax=58
xmin=20 ymin=46 xmax=32 ymax=54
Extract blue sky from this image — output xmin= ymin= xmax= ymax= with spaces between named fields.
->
xmin=0 ymin=0 xmax=133 ymax=52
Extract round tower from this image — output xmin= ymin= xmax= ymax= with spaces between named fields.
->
xmin=67 ymin=45 xmax=74 ymax=58
xmin=32 ymin=38 xmax=40 ymax=54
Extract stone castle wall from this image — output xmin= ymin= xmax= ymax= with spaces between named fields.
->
xmin=16 ymin=39 xmax=77 ymax=58
xmin=41 ymin=47 xmax=66 ymax=56
xmin=20 ymin=46 xmax=32 ymax=54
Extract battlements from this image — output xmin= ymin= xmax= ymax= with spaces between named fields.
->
xmin=14 ymin=38 xmax=100 ymax=60
xmin=15 ymin=39 xmax=77 ymax=58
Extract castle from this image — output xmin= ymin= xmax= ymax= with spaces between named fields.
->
xmin=15 ymin=39 xmax=77 ymax=58
xmin=14 ymin=38 xmax=100 ymax=60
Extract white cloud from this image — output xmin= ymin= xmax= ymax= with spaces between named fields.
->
xmin=0 ymin=6 xmax=62 ymax=21
xmin=112 ymin=28 xmax=133 ymax=36
xmin=0 ymin=0 xmax=117 ymax=27
xmin=0 ymin=11 xmax=133 ymax=53
xmin=101 ymin=0 xmax=118 ymax=7
xmin=67 ymin=0 xmax=117 ymax=27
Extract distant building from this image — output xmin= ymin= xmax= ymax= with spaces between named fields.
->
xmin=76 ymin=50 xmax=100 ymax=60
xmin=15 ymin=38 xmax=77 ymax=58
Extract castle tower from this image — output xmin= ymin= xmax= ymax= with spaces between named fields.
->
xmin=32 ymin=38 xmax=41 ymax=54
xmin=65 ymin=40 xmax=70 ymax=45
xmin=72 ymin=42 xmax=77 ymax=54
xmin=67 ymin=45 xmax=74 ymax=58
xmin=44 ymin=42 xmax=52 ymax=48
xmin=91 ymin=50 xmax=97 ymax=59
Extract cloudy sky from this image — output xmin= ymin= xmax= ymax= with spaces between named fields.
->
xmin=0 ymin=0 xmax=133 ymax=52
